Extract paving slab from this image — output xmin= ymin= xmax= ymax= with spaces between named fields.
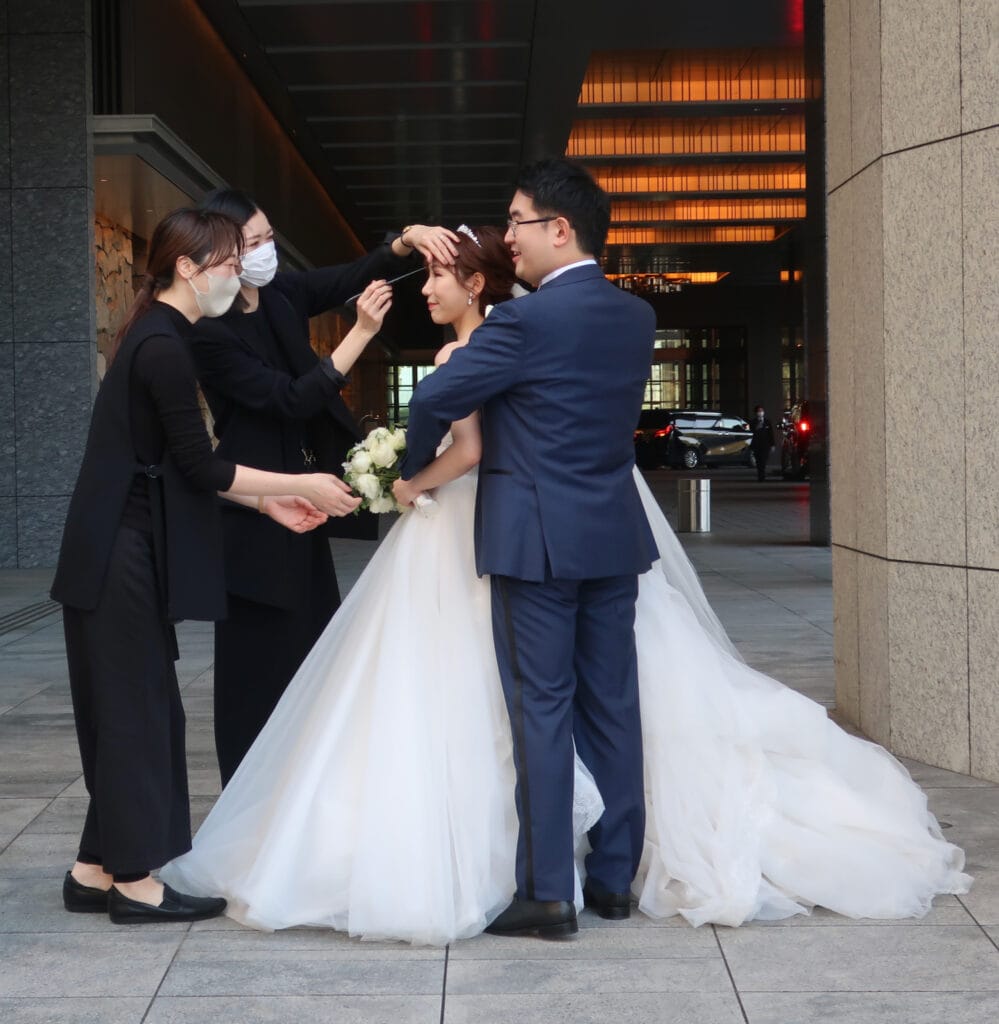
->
xmin=448 ymin=923 xmax=717 ymax=959
xmin=178 ymin=927 xmax=446 ymax=959
xmin=443 ymin=956 xmax=733 ymax=995
xmin=0 ymin=997 xmax=151 ymax=1024
xmin=443 ymin=992 xmax=745 ymax=1024
xmin=740 ymin=991 xmax=999 ymax=1024
xmin=717 ymin=924 xmax=999 ymax=992
xmin=145 ymin=995 xmax=443 ymax=1024
xmin=158 ymin=955 xmax=447 ymax=997
xmin=0 ymin=932 xmax=184 ymax=997
xmin=0 ymin=797 xmax=46 ymax=843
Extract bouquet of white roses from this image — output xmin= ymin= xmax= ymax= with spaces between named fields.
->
xmin=342 ymin=425 xmax=408 ymax=513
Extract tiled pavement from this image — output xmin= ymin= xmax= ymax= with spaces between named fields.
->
xmin=2 ymin=469 xmax=998 ymax=1023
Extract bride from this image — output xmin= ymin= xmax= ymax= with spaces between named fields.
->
xmin=162 ymin=226 xmax=970 ymax=943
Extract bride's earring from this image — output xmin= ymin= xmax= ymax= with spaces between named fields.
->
xmin=467 ymin=292 xmax=474 ymax=306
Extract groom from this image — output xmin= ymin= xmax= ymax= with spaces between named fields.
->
xmin=401 ymin=159 xmax=658 ymax=938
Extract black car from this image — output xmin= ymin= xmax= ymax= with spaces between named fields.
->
xmin=780 ymin=399 xmax=813 ymax=479
xmin=633 ymin=409 xmax=675 ymax=469
xmin=634 ymin=410 xmax=756 ymax=470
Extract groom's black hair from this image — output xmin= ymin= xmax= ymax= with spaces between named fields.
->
xmin=514 ymin=158 xmax=611 ymax=258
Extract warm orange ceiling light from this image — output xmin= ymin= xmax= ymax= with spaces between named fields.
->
xmin=605 ymin=271 xmax=729 ymax=284
xmin=567 ymin=116 xmax=805 ymax=158
xmin=578 ymin=48 xmax=806 ymax=105
xmin=606 ymin=226 xmax=785 ymax=244
xmin=612 ymin=198 xmax=805 ymax=223
xmin=589 ymin=164 xmax=806 ymax=194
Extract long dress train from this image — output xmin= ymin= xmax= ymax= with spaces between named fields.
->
xmin=163 ymin=466 xmax=970 ymax=942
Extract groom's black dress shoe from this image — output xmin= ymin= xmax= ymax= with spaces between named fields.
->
xmin=108 ymin=883 xmax=227 ymax=925
xmin=63 ymin=871 xmax=111 ymax=913
xmin=485 ymin=899 xmax=577 ymax=939
xmin=583 ymin=878 xmax=632 ymax=920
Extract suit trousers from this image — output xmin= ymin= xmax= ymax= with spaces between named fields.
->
xmin=62 ymin=526 xmax=191 ymax=875
xmin=213 ymin=531 xmax=340 ymax=786
xmin=490 ymin=572 xmax=645 ymax=902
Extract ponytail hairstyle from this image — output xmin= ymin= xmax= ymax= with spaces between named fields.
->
xmin=109 ymin=208 xmax=243 ymax=364
xmin=449 ymin=225 xmax=516 ymax=313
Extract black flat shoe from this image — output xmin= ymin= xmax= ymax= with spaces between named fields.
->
xmin=63 ymin=871 xmax=111 ymax=913
xmin=484 ymin=899 xmax=577 ymax=939
xmin=583 ymin=878 xmax=632 ymax=920
xmin=108 ymin=883 xmax=227 ymax=925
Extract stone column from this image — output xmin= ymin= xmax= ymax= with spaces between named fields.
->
xmin=826 ymin=0 xmax=999 ymax=779
xmin=1 ymin=1 xmax=96 ymax=567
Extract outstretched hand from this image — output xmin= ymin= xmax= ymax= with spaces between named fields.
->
xmin=262 ymin=496 xmax=330 ymax=533
xmin=306 ymin=474 xmax=363 ymax=517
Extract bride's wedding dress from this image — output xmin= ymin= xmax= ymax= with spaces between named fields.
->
xmin=162 ymin=464 xmax=970 ymax=942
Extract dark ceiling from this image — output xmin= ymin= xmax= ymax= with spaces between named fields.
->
xmin=188 ymin=0 xmax=816 ymax=341
xmin=197 ymin=1 xmax=808 ymax=240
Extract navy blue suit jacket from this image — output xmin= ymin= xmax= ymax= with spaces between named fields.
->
xmin=403 ymin=263 xmax=658 ymax=581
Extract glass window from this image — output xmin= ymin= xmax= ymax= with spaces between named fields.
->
xmin=387 ymin=364 xmax=435 ymax=425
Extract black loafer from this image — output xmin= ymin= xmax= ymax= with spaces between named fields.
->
xmin=108 ymin=883 xmax=227 ymax=925
xmin=63 ymin=871 xmax=111 ymax=913
xmin=484 ymin=899 xmax=577 ymax=939
xmin=583 ymin=878 xmax=632 ymax=920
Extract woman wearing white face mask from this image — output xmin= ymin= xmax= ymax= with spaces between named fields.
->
xmin=190 ymin=188 xmax=461 ymax=785
xmin=50 ymin=208 xmax=381 ymax=924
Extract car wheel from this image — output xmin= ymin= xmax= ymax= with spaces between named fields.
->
xmin=681 ymin=448 xmax=700 ymax=470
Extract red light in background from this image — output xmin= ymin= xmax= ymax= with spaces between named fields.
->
xmin=798 ymin=420 xmax=810 ymax=433
xmin=786 ymin=0 xmax=805 ymax=40
xmin=654 ymin=425 xmax=674 ymax=438
xmin=415 ymin=2 xmax=433 ymax=80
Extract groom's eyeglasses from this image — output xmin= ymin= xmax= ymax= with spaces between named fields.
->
xmin=505 ymin=216 xmax=557 ymax=236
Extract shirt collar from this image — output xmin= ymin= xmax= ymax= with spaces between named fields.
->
xmin=539 ymin=258 xmax=598 ymax=288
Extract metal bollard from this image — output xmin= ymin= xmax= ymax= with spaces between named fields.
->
xmin=676 ymin=478 xmax=711 ymax=532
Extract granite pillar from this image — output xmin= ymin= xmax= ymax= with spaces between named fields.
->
xmin=827 ymin=0 xmax=999 ymax=779
xmin=2 ymin=0 xmax=96 ymax=567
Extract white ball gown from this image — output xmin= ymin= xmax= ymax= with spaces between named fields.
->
xmin=162 ymin=465 xmax=970 ymax=942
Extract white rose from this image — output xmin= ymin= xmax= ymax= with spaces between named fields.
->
xmin=368 ymin=494 xmax=397 ymax=514
xmin=350 ymin=450 xmax=373 ymax=474
xmin=389 ymin=428 xmax=407 ymax=451
xmin=370 ymin=441 xmax=397 ymax=469
xmin=354 ymin=473 xmax=381 ymax=501
xmin=363 ymin=428 xmax=389 ymax=451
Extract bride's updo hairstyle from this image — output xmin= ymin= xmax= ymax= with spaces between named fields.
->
xmin=449 ymin=225 xmax=516 ymax=314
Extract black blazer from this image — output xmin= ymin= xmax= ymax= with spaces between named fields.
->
xmin=52 ymin=305 xmax=228 ymax=622
xmin=750 ymin=417 xmax=775 ymax=449
xmin=188 ymin=247 xmax=409 ymax=608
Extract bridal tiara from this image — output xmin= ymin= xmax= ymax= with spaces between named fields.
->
xmin=456 ymin=224 xmax=482 ymax=247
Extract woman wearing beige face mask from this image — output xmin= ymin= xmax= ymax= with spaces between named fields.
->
xmin=50 ymin=207 xmax=386 ymax=925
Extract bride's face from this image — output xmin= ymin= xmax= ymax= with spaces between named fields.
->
xmin=421 ymin=262 xmax=470 ymax=325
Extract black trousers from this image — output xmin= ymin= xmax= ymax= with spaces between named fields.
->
xmin=63 ymin=526 xmax=191 ymax=876
xmin=213 ymin=534 xmax=340 ymax=786
xmin=752 ymin=444 xmax=771 ymax=480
